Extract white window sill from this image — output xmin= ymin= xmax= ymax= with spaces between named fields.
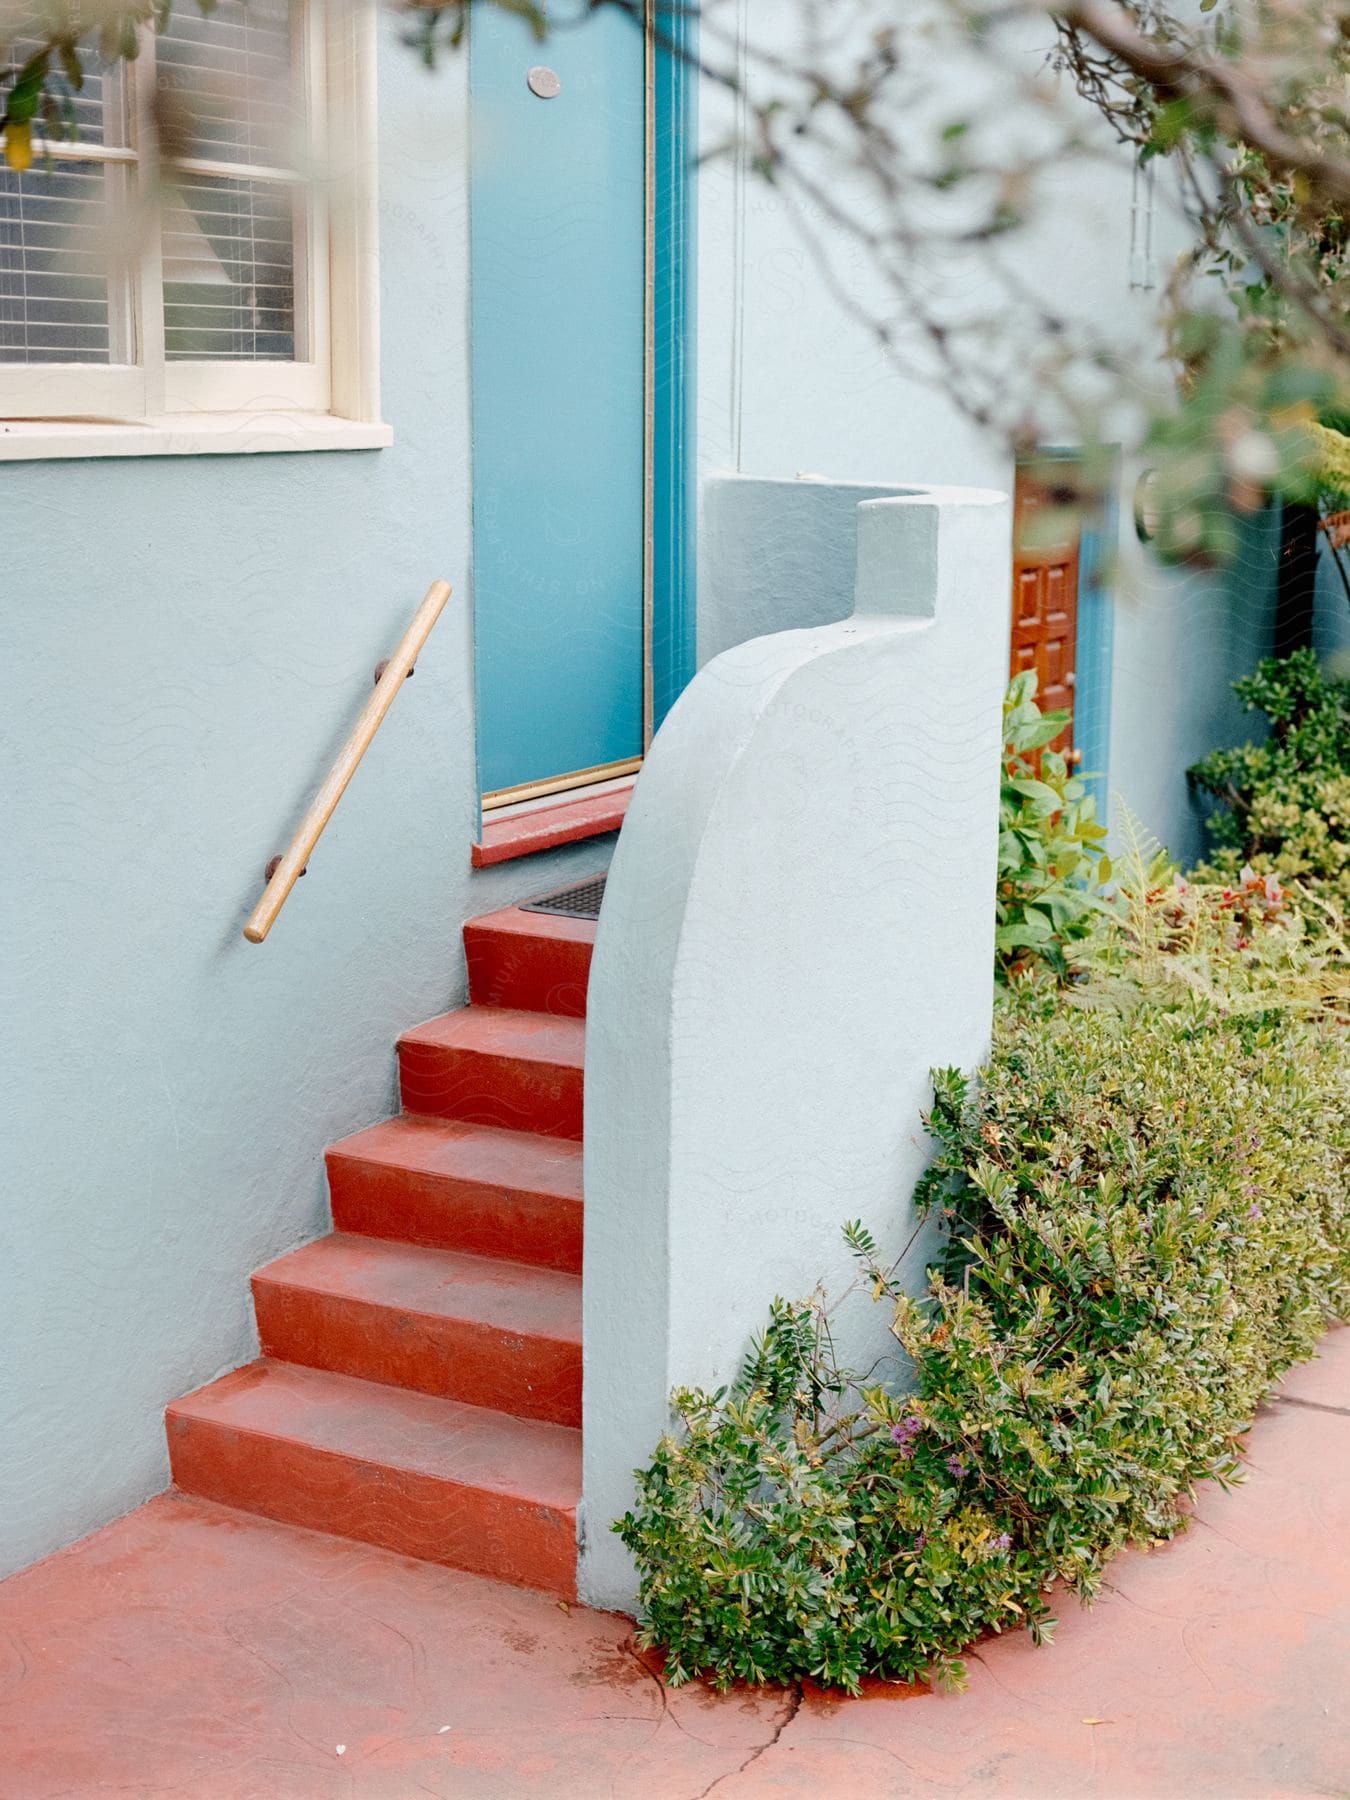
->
xmin=0 ymin=413 xmax=394 ymax=462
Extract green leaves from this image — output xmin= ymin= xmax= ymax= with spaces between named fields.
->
xmin=4 ymin=53 xmax=49 ymax=127
xmin=1189 ymin=649 xmax=1350 ymax=923
xmin=2 ymin=4 xmax=213 ymax=153
xmin=1006 ymin=777 xmax=1064 ymax=816
xmin=617 ymin=858 xmax=1349 ymax=1694
xmin=996 ymin=673 xmax=1114 ymax=983
xmin=1147 ymin=97 xmax=1196 ymax=153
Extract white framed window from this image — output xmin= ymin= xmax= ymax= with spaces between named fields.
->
xmin=0 ymin=0 xmax=386 ymax=457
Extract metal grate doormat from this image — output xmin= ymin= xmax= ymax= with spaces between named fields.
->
xmin=521 ymin=874 xmax=608 ymax=920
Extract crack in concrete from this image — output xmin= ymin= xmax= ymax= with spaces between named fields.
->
xmin=693 ymin=1679 xmax=803 ymax=1798
xmin=1272 ymin=1394 xmax=1350 ymax=1418
xmin=617 ymin=1634 xmax=756 ymax=1755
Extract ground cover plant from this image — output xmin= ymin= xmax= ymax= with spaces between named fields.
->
xmin=617 ymin=822 xmax=1350 ymax=1694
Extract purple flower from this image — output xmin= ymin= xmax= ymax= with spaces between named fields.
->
xmin=913 ymin=1532 xmax=926 ymax=1553
xmin=890 ymin=1411 xmax=923 ymax=1456
xmin=994 ymin=1532 xmax=1012 ymax=1551
xmin=1248 ymin=1202 xmax=1262 ymax=1220
xmin=946 ymin=1454 xmax=968 ymax=1479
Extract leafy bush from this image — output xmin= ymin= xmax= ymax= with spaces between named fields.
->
xmin=1190 ymin=649 xmax=1350 ymax=916
xmin=1072 ymin=808 xmax=1348 ymax=1019
xmin=616 ymin=867 xmax=1350 ymax=1695
xmin=996 ymin=671 xmax=1112 ymax=980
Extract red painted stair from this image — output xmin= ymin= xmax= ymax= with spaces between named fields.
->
xmin=464 ymin=906 xmax=594 ymax=1016
xmin=327 ymin=1114 xmax=583 ymax=1273
xmin=397 ymin=1007 xmax=586 ymax=1139
xmin=166 ymin=1361 xmax=580 ymax=1592
xmin=165 ymin=901 xmax=595 ymax=1597
xmin=252 ymin=1233 xmax=582 ymax=1424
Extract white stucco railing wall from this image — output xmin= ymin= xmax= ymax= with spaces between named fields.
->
xmin=579 ymin=484 xmax=1011 ymax=1609
xmin=698 ymin=475 xmax=913 ymax=666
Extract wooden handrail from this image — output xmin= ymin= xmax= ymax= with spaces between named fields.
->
xmin=244 ymin=579 xmax=453 ymax=943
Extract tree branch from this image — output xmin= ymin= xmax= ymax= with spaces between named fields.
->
xmin=1055 ymin=0 xmax=1350 ymax=208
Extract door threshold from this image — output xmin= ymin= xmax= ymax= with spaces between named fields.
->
xmin=472 ymin=775 xmax=635 ymax=868
xmin=484 ymin=768 xmax=638 ymax=822
xmin=482 ymin=757 xmax=643 ymax=815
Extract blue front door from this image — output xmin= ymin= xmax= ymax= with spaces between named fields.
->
xmin=471 ymin=3 xmax=648 ymax=803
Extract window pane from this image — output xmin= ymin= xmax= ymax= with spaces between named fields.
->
xmin=0 ymin=161 xmax=114 ymax=363
xmin=156 ymin=0 xmax=297 ymax=170
xmin=0 ymin=27 xmax=131 ymax=366
xmin=2 ymin=23 xmax=128 ymax=149
xmin=161 ymin=173 xmax=295 ymax=360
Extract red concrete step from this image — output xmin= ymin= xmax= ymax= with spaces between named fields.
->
xmin=327 ymin=1114 xmax=583 ymax=1274
xmin=398 ymin=1007 xmax=585 ymax=1140
xmin=167 ymin=1359 xmax=580 ymax=1597
xmin=464 ymin=905 xmax=595 ymax=1018
xmin=252 ymin=1233 xmax=582 ymax=1426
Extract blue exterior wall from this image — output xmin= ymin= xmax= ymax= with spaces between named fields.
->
xmin=0 ymin=28 xmax=611 ymax=1578
xmin=1315 ymin=540 xmax=1350 ymax=662
xmin=1075 ymin=506 xmax=1116 ymax=823
xmin=1105 ymin=501 xmax=1283 ymax=868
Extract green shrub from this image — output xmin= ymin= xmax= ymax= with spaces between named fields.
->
xmin=616 ymin=871 xmax=1350 ymax=1695
xmin=1071 ymin=808 xmax=1349 ymax=1018
xmin=1189 ymin=648 xmax=1350 ymax=916
xmin=996 ymin=671 xmax=1112 ymax=980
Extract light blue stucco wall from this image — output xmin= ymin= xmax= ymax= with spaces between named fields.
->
xmin=0 ymin=27 xmax=610 ymax=1578
xmin=697 ymin=476 xmax=910 ymax=667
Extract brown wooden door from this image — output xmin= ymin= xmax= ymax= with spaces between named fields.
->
xmin=1011 ymin=462 xmax=1081 ymax=756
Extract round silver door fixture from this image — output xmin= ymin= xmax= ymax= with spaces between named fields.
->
xmin=527 ymin=65 xmax=561 ymax=99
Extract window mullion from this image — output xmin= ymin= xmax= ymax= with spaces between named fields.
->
xmin=296 ymin=0 xmax=328 ymax=378
xmin=101 ymin=59 xmax=138 ymax=369
xmin=131 ymin=27 xmax=167 ymax=414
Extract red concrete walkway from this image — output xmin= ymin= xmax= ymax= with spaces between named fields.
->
xmin=2 ymin=1329 xmax=1346 ymax=1799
